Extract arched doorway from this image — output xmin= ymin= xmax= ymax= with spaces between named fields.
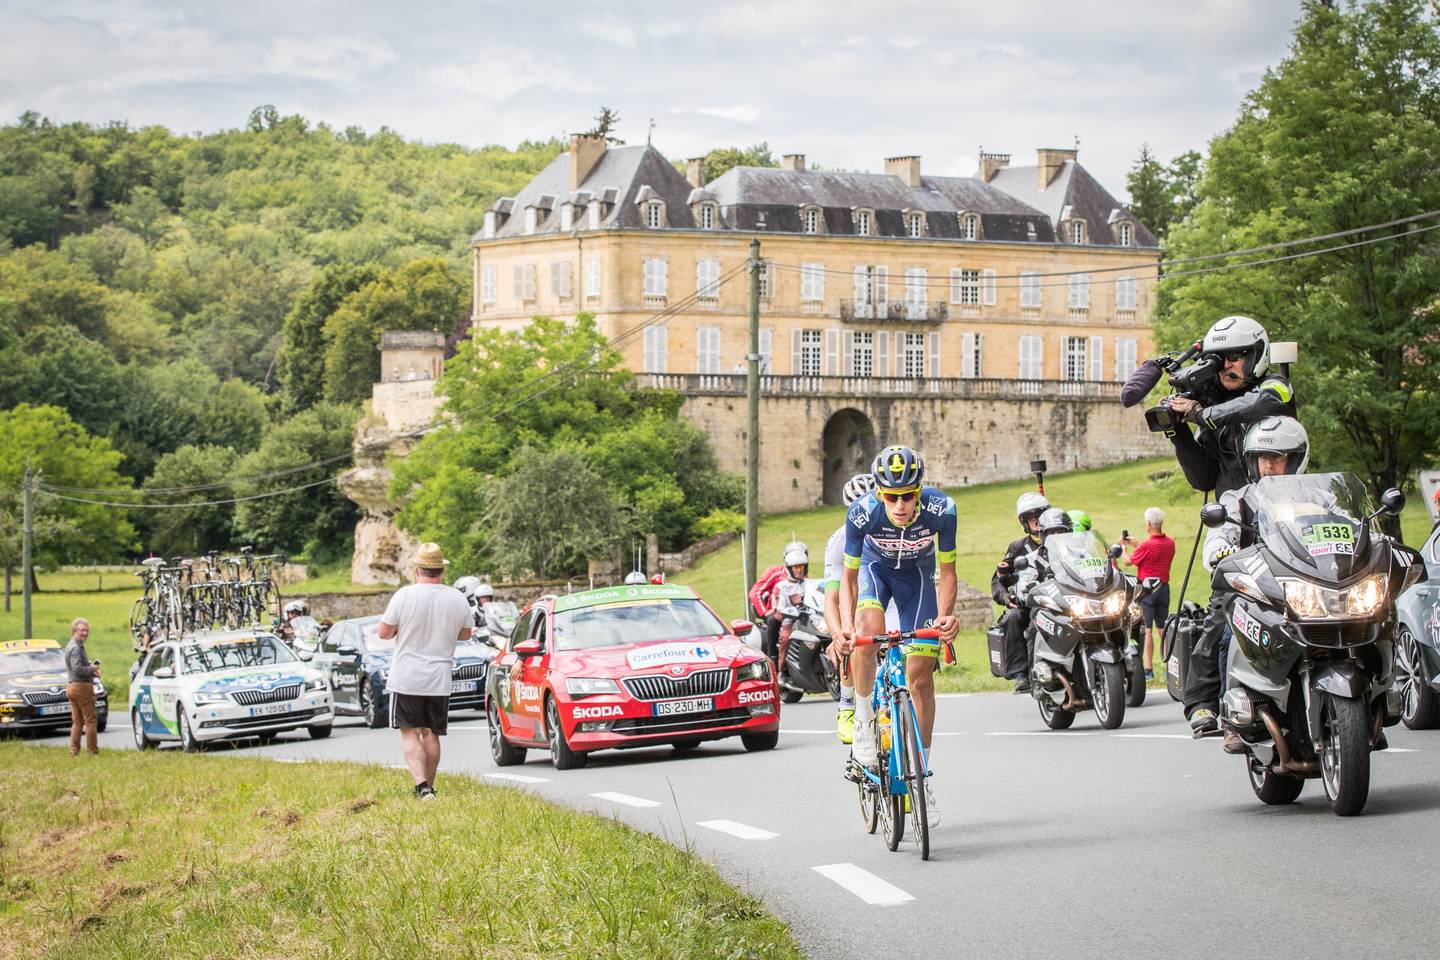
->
xmin=822 ymin=408 xmax=876 ymax=505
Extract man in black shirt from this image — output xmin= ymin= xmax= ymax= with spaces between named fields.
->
xmin=992 ymin=493 xmax=1049 ymax=692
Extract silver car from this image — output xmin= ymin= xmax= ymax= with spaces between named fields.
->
xmin=1395 ymin=522 xmax=1440 ymax=728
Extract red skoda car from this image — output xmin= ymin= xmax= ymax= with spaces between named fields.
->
xmin=486 ymin=583 xmax=781 ymax=769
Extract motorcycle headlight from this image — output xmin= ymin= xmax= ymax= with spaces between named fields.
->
xmin=1281 ymin=575 xmax=1386 ymax=619
xmin=1102 ymin=592 xmax=1126 ymax=617
xmin=735 ymin=658 xmax=771 ymax=683
xmin=1224 ymin=572 xmax=1266 ymax=603
xmin=192 ymin=691 xmax=229 ymax=705
xmin=1345 ymin=574 xmax=1387 ymax=617
xmin=565 ymin=677 xmax=619 ymax=696
xmin=305 ymin=677 xmax=327 ymax=692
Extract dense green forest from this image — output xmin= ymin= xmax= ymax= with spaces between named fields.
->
xmin=0 ymin=107 xmax=563 ymax=565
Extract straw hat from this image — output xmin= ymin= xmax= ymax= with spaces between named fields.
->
xmin=414 ymin=542 xmax=449 ymax=568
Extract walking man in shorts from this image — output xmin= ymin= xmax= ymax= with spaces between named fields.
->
xmin=1121 ymin=507 xmax=1176 ymax=679
xmin=377 ymin=542 xmax=473 ymax=799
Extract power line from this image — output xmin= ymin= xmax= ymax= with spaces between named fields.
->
xmin=37 ymin=476 xmax=337 ymax=510
xmin=39 ymin=451 xmax=354 ymax=496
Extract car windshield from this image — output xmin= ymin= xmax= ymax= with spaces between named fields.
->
xmin=482 ymin=601 xmax=519 ymax=633
xmin=1044 ymin=531 xmax=1118 ymax=591
xmin=553 ymin=599 xmax=726 ymax=651
xmin=1244 ymin=472 xmax=1374 ymax=577
xmin=0 ymin=648 xmax=65 ymax=677
xmin=354 ymin=618 xmax=388 ymax=651
xmin=180 ymin=635 xmax=297 ymax=673
xmin=289 ymin=616 xmax=321 ymax=641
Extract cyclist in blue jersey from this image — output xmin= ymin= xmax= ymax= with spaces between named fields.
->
xmin=835 ymin=445 xmax=960 ymax=818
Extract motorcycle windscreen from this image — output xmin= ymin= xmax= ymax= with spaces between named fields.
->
xmin=1244 ymin=472 xmax=1374 ymax=582
xmin=1043 ymin=531 xmax=1119 ymax=594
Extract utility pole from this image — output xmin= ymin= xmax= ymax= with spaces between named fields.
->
xmin=745 ymin=239 xmax=761 ymax=594
xmin=22 ymin=461 xmax=34 ymax=639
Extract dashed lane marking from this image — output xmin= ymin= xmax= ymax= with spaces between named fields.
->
xmin=485 ymin=772 xmax=549 ymax=784
xmin=590 ymin=791 xmax=663 ymax=808
xmin=697 ymin=819 xmax=779 ymax=840
xmin=812 ymin=863 xmax=915 ymax=906
xmin=984 ymin=730 xmax=1100 ymax=737
xmin=1112 ymin=733 xmax=1198 ymax=740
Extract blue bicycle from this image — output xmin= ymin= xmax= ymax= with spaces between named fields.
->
xmin=851 ymin=628 xmax=947 ymax=861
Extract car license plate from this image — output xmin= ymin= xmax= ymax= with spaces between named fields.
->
xmin=451 ymin=680 xmax=477 ymax=694
xmin=37 ymin=704 xmax=70 ymax=716
xmin=248 ymin=701 xmax=294 ymax=717
xmin=653 ymin=697 xmax=712 ymax=717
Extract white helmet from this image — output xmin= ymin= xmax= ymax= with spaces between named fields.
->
xmin=842 ymin=473 xmax=876 ymax=506
xmin=1015 ymin=492 xmax=1051 ymax=534
xmin=781 ymin=540 xmax=804 ymax=561
xmin=1202 ymin=315 xmax=1270 ymax=382
xmin=782 ymin=546 xmax=809 ymax=581
xmin=1243 ymin=416 xmax=1308 ymax=481
xmin=283 ymin=600 xmax=307 ymax=617
xmin=475 ymin=582 xmax=494 ymax=601
xmin=453 ymin=576 xmax=481 ymax=602
xmin=623 ymin=570 xmax=648 ymax=585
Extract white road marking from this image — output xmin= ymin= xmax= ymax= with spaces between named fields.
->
xmin=590 ymin=791 xmax=663 ymax=808
xmin=782 ymin=729 xmax=845 ymax=734
xmin=985 ymin=730 xmax=1099 ymax=737
xmin=1112 ymin=733 xmax=1196 ymax=740
xmin=812 ymin=863 xmax=915 ymax=906
xmin=697 ymin=819 xmax=779 ymax=840
xmin=1379 ymin=748 xmax=1418 ymax=754
xmin=485 ymin=772 xmax=549 ymax=784
xmin=270 ymin=757 xmax=306 ymax=763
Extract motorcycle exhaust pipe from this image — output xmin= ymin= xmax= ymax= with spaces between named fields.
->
xmin=1258 ymin=705 xmax=1318 ymax=775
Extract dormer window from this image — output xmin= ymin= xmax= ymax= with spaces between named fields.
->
xmin=647 ymin=202 xmax=663 ymax=228
xmin=959 ymin=213 xmax=980 ymax=241
xmin=854 ymin=208 xmax=873 ymax=237
xmin=1070 ymin=219 xmax=1086 ymax=244
xmin=700 ymin=202 xmax=717 ymax=229
xmin=905 ymin=211 xmax=925 ymax=238
xmin=1117 ymin=222 xmax=1132 ymax=247
xmin=802 ymin=205 xmax=822 ymax=235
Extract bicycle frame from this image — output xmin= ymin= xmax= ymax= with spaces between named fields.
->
xmin=856 ymin=638 xmax=931 ymax=798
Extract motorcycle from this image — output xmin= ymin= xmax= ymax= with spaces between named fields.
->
xmin=775 ymin=578 xmax=843 ymax=704
xmin=1204 ymin=472 xmax=1423 ymax=816
xmin=1016 ymin=531 xmax=1157 ymax=730
xmin=472 ymin=600 xmax=520 ymax=649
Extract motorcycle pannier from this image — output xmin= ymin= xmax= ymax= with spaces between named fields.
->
xmin=986 ymin=624 xmax=1007 ymax=678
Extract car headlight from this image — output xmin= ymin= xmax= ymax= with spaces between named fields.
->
xmin=735 ymin=658 xmax=771 ymax=683
xmin=1224 ymin=572 xmax=1266 ymax=603
xmin=192 ymin=692 xmax=229 ymax=705
xmin=305 ymin=678 xmax=327 ymax=692
xmin=1281 ymin=574 xmax=1386 ymax=619
xmin=566 ymin=677 xmax=620 ymax=696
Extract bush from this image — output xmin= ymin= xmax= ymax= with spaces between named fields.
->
xmin=692 ymin=508 xmax=745 ymax=540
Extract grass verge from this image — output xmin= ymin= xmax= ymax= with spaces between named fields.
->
xmin=0 ymin=744 xmax=803 ymax=960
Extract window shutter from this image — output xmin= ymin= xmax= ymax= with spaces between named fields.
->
xmin=853 ymin=265 xmax=866 ymax=313
xmin=523 ymin=263 xmax=536 ymax=300
xmin=928 ymin=331 xmax=941 ymax=378
xmin=1090 ymin=335 xmax=1103 ymax=381
xmin=949 ymin=268 xmax=962 ymax=304
xmin=561 ymin=261 xmax=573 ymax=298
xmin=876 ymin=331 xmax=889 ymax=378
xmin=824 ymin=328 xmax=840 ymax=376
xmin=758 ymin=328 xmax=773 ymax=373
xmin=976 ymin=333 xmax=984 ymax=378
xmin=659 ymin=259 xmax=668 ymax=296
xmin=875 ymin=266 xmax=888 ymax=314
xmin=843 ymin=329 xmax=854 ymax=374
xmin=697 ymin=327 xmax=707 ymax=374
xmin=550 ymin=262 xmax=560 ymax=295
xmin=791 ymin=329 xmax=802 ymax=375
xmin=656 ymin=324 xmax=668 ymax=372
xmin=512 ymin=265 xmax=523 ymax=298
xmin=961 ymin=332 xmax=976 ymax=378
xmin=983 ymin=269 xmax=996 ymax=306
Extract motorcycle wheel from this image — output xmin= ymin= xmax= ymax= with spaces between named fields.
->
xmin=781 ymin=687 xmax=805 ymax=704
xmin=1397 ymin=627 xmax=1440 ymax=730
xmin=1246 ymin=755 xmax=1303 ymax=805
xmin=1319 ymin=694 xmax=1370 ymax=817
xmin=1094 ymin=661 xmax=1127 ymax=730
xmin=825 ymin=663 xmax=842 ymax=701
xmin=1126 ymin=660 xmax=1147 ymax=708
xmin=1037 ymin=691 xmax=1075 ymax=730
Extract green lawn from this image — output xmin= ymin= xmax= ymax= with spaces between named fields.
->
xmin=0 ymin=744 xmax=802 ymax=960
xmin=679 ymin=457 xmax=1436 ymax=693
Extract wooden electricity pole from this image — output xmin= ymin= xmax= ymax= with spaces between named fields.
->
xmin=22 ymin=462 xmax=34 ymax=639
xmin=745 ymin=239 xmax=761 ymax=594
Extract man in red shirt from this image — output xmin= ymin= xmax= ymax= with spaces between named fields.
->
xmin=1121 ymin=507 xmax=1176 ymax=679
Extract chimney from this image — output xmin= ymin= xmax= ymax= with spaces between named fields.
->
xmin=570 ymin=134 xmax=607 ymax=190
xmin=685 ymin=156 xmax=706 ymax=188
xmin=782 ymin=153 xmax=806 ymax=172
xmin=885 ymin=155 xmax=922 ymax=188
xmin=977 ymin=151 xmax=1010 ymax=182
xmin=1036 ymin=147 xmax=1077 ymax=190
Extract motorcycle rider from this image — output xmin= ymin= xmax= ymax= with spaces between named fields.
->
xmin=993 ymin=492 xmax=1049 ymax=693
xmin=836 ymin=445 xmax=960 ymax=821
xmin=749 ymin=542 xmax=806 ymax=669
xmin=771 ymin=544 xmax=811 ymax=683
xmin=1193 ymin=415 xmax=1310 ymax=750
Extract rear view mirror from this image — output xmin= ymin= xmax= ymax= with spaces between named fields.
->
xmin=1200 ymin=503 xmax=1229 ymax=529
xmin=336 ymin=644 xmax=358 ymax=656
xmin=154 ymin=666 xmax=174 ymax=679
xmin=297 ymin=650 xmax=314 ymax=662
xmin=1109 ymin=544 xmax=1124 ymax=560
xmin=1011 ymin=554 xmax=1030 ymax=571
xmin=1380 ymin=488 xmax=1406 ymax=516
xmin=730 ymin=619 xmax=754 ymax=636
xmin=512 ymin=637 xmax=542 ymax=656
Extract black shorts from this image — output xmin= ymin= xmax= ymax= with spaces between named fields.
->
xmin=389 ymin=692 xmax=449 ymax=734
xmin=1140 ymin=584 xmax=1171 ymax=628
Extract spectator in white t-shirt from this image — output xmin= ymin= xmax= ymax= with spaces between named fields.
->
xmin=377 ymin=542 xmax=473 ymax=800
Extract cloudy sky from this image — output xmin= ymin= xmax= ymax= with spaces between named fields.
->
xmin=1 ymin=0 xmax=1304 ymax=194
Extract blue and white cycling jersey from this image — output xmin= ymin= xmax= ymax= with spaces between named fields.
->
xmin=842 ymin=487 xmax=958 ymax=571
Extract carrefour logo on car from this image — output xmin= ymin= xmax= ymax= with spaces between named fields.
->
xmin=625 ymin=643 xmax=718 ymax=669
xmin=738 ymin=689 xmax=773 ymax=704
xmin=573 ymin=704 xmax=622 ymax=719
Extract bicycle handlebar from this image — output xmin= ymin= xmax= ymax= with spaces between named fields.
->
xmin=853 ymin=628 xmax=943 ymax=646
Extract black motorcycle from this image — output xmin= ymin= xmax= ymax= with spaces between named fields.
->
xmin=1204 ymin=472 xmax=1424 ymax=816
xmin=1016 ymin=531 xmax=1156 ymax=730
xmin=774 ymin=579 xmax=842 ymax=704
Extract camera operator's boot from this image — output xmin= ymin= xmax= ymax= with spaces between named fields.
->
xmin=1188 ymin=707 xmax=1221 ymax=738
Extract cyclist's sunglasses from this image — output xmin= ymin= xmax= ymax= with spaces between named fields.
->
xmin=880 ymin=488 xmax=919 ymax=504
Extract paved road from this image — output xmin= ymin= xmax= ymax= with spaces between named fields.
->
xmin=84 ymin=691 xmax=1440 ymax=959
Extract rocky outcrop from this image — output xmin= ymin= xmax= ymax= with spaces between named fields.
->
xmin=338 ymin=407 xmax=428 ymax=586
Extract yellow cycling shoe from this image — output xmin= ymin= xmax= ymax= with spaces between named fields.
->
xmin=836 ymin=707 xmax=855 ymax=744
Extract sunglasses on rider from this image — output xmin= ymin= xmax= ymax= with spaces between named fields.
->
xmin=880 ymin=489 xmax=918 ymax=504
xmin=1218 ymin=350 xmax=1250 ymax=363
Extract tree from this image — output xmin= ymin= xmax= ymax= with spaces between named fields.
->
xmin=275 ymin=263 xmax=382 ymax=414
xmin=142 ymin=445 xmax=240 ymax=556
xmin=232 ymin=402 xmax=359 ymax=559
xmin=702 ymin=143 xmax=777 ymax=184
xmin=481 ymin=447 xmax=623 ymax=580
xmin=1125 ymin=143 xmax=1174 ymax=242
xmin=1156 ymin=0 xmax=1440 ymax=537
xmin=583 ymin=107 xmax=625 ymax=145
xmin=0 ymin=405 xmax=137 ymax=587
xmin=113 ymin=185 xmax=171 ymax=245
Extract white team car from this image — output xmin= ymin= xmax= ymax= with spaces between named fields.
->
xmin=130 ymin=628 xmax=335 ymax=751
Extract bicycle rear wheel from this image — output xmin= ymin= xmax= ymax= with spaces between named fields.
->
xmin=895 ymin=690 xmax=930 ymax=861
xmin=858 ymin=776 xmax=879 ymax=834
xmin=881 ymin=699 xmax=906 ymax=852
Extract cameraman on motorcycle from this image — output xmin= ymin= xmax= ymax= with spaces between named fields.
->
xmin=993 ymin=492 xmax=1050 ymax=693
xmin=1189 ymin=416 xmax=1310 ymax=745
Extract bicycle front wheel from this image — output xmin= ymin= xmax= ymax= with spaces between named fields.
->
xmin=858 ymin=776 xmax=879 ymax=834
xmin=895 ymin=690 xmax=930 ymax=861
xmin=881 ymin=702 xmax=906 ymax=852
